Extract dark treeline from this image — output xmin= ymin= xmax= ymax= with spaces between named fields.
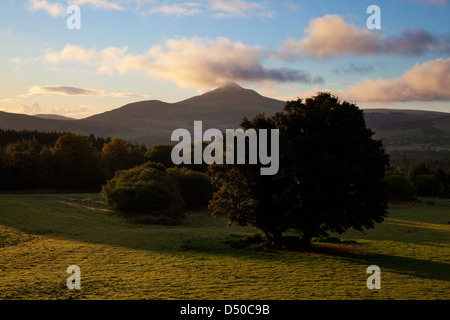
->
xmin=0 ymin=129 xmax=152 ymax=191
xmin=386 ymin=153 xmax=450 ymax=199
xmin=0 ymin=129 xmax=111 ymax=152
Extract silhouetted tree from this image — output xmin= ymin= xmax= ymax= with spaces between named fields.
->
xmin=209 ymin=93 xmax=390 ymax=247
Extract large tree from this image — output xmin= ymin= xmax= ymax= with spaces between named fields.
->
xmin=208 ymin=93 xmax=390 ymax=247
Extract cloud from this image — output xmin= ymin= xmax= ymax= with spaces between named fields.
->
xmin=21 ymin=102 xmax=42 ymax=114
xmin=25 ymin=0 xmax=125 ymax=17
xmin=42 ymin=38 xmax=323 ymax=88
xmin=69 ymin=0 xmax=125 ymax=10
xmin=28 ymin=85 xmax=106 ymax=96
xmin=25 ymin=0 xmax=66 ymax=17
xmin=0 ymin=98 xmax=21 ymax=104
xmin=409 ymin=0 xmax=447 ymax=5
xmin=208 ymin=0 xmax=272 ymax=18
xmin=341 ymin=58 xmax=450 ymax=102
xmin=148 ymin=3 xmax=201 ymax=16
xmin=278 ymin=14 xmax=450 ymax=59
xmin=333 ymin=62 xmax=387 ymax=75
xmin=50 ymin=105 xmax=99 ymax=118
xmin=110 ymin=92 xmax=150 ymax=98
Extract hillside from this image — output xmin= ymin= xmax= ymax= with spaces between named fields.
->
xmin=33 ymin=114 xmax=74 ymax=121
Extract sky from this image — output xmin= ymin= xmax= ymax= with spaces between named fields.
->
xmin=0 ymin=0 xmax=449 ymax=119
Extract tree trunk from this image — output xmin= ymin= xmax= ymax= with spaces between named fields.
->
xmin=300 ymin=232 xmax=312 ymax=247
xmin=263 ymin=230 xmax=273 ymax=242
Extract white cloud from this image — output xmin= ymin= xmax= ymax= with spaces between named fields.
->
xmin=25 ymin=0 xmax=66 ymax=17
xmin=208 ymin=0 xmax=271 ymax=18
xmin=148 ymin=3 xmax=201 ymax=16
xmin=25 ymin=0 xmax=125 ymax=17
xmin=69 ymin=0 xmax=125 ymax=11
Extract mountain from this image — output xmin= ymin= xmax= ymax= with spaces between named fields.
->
xmin=1 ymin=83 xmax=450 ymax=148
xmin=0 ymin=111 xmax=128 ymax=138
xmin=362 ymin=109 xmax=450 ymax=129
xmin=82 ymin=82 xmax=285 ymax=144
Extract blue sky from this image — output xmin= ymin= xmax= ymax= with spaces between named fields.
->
xmin=1 ymin=0 xmax=449 ymax=118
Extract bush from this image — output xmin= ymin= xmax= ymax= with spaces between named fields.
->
xmin=385 ymin=174 xmax=416 ymax=201
xmin=101 ymin=162 xmax=184 ymax=221
xmin=167 ymin=167 xmax=214 ymax=210
xmin=414 ymin=175 xmax=443 ymax=197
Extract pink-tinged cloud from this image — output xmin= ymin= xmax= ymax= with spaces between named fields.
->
xmin=342 ymin=58 xmax=450 ymax=102
xmin=278 ymin=14 xmax=450 ymax=59
xmin=42 ymin=38 xmax=323 ymax=88
xmin=28 ymin=85 xmax=106 ymax=96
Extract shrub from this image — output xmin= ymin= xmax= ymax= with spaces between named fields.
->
xmin=414 ymin=175 xmax=443 ymax=197
xmin=167 ymin=167 xmax=214 ymax=210
xmin=101 ymin=162 xmax=184 ymax=220
xmin=385 ymin=174 xmax=416 ymax=201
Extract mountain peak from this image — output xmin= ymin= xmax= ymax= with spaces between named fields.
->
xmin=216 ymin=81 xmax=244 ymax=91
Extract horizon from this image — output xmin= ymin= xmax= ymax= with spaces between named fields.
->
xmin=2 ymin=81 xmax=450 ymax=120
xmin=0 ymin=1 xmax=449 ymax=119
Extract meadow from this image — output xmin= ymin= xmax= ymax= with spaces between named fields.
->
xmin=0 ymin=193 xmax=448 ymax=300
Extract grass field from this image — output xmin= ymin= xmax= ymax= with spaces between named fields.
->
xmin=0 ymin=193 xmax=448 ymax=300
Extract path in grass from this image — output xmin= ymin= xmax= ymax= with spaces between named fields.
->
xmin=0 ymin=194 xmax=448 ymax=299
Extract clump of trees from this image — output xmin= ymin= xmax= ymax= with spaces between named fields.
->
xmin=101 ymin=162 xmax=185 ymax=224
xmin=101 ymin=162 xmax=213 ymax=224
xmin=0 ymin=131 xmax=145 ymax=191
xmin=208 ymin=93 xmax=390 ymax=247
xmin=385 ymin=159 xmax=450 ymax=199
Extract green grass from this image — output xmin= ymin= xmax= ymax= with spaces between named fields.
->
xmin=0 ymin=194 xmax=448 ymax=300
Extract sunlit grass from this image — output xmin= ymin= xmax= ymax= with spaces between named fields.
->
xmin=0 ymin=194 xmax=448 ymax=299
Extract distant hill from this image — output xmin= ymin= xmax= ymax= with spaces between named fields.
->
xmin=33 ymin=114 xmax=74 ymax=121
xmin=1 ymin=83 xmax=450 ymax=148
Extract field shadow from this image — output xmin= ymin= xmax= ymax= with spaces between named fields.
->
xmin=346 ymin=253 xmax=450 ymax=282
